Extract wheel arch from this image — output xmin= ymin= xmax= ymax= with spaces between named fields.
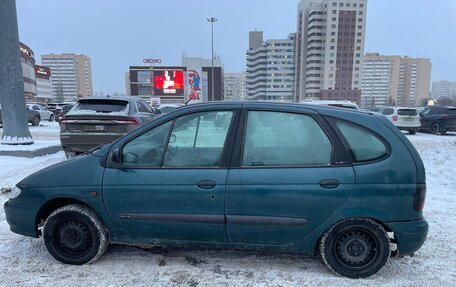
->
xmin=35 ymin=197 xmax=97 ymax=237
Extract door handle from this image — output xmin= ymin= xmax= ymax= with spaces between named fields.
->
xmin=197 ymin=180 xmax=216 ymax=189
xmin=319 ymin=179 xmax=340 ymax=189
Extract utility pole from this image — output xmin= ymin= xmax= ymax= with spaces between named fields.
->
xmin=207 ymin=17 xmax=218 ymax=101
xmin=0 ymin=0 xmax=34 ymax=144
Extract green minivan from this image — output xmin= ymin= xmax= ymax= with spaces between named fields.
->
xmin=4 ymin=102 xmax=428 ymax=278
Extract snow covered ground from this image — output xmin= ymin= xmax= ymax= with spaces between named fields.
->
xmin=0 ymin=124 xmax=455 ymax=286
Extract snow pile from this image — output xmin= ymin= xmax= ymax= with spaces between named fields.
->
xmin=0 ymin=132 xmax=456 ymax=286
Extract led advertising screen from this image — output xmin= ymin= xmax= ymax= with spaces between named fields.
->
xmin=153 ymin=70 xmax=184 ymax=96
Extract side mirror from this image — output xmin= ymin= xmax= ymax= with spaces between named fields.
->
xmin=111 ymin=148 xmax=120 ymax=163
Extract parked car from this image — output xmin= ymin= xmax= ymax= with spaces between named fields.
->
xmin=381 ymin=107 xmax=421 ymax=134
xmin=26 ymin=103 xmax=55 ymax=122
xmin=47 ymin=102 xmax=68 ymax=113
xmin=4 ymin=102 xmax=428 ymax=278
xmin=419 ymin=105 xmax=456 ymax=135
xmin=55 ymin=104 xmax=74 ymax=122
xmin=301 ymin=100 xmax=359 ymax=110
xmin=0 ymin=104 xmax=41 ymax=126
xmin=60 ymin=96 xmax=156 ymax=157
xmin=156 ymin=103 xmax=184 ymax=115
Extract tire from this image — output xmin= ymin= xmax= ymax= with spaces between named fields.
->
xmin=431 ymin=122 xmax=440 ymax=135
xmin=408 ymin=130 xmax=416 ymax=135
xmin=31 ymin=116 xmax=40 ymax=126
xmin=49 ymin=114 xmax=55 ymax=122
xmin=320 ymin=218 xmax=390 ymax=278
xmin=64 ymin=151 xmax=77 ymax=159
xmin=43 ymin=204 xmax=109 ymax=265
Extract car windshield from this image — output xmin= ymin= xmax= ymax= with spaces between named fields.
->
xmin=398 ymin=109 xmax=418 ymax=116
xmin=70 ymin=100 xmax=129 ymax=114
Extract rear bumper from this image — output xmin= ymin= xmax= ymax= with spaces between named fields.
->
xmin=61 ymin=133 xmax=126 ymax=153
xmin=4 ymin=200 xmax=39 ymax=238
xmin=386 ymin=218 xmax=428 ymax=255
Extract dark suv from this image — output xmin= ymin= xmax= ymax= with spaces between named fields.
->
xmin=420 ymin=105 xmax=456 ymax=134
xmin=60 ymin=97 xmax=157 ymax=157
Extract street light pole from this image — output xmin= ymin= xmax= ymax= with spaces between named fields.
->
xmin=207 ymin=17 xmax=217 ymax=101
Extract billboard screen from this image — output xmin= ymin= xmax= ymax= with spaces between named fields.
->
xmin=153 ymin=70 xmax=184 ymax=96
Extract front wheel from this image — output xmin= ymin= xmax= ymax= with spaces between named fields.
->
xmin=43 ymin=204 xmax=109 ymax=265
xmin=320 ymin=218 xmax=390 ymax=278
xmin=431 ymin=123 xmax=440 ymax=135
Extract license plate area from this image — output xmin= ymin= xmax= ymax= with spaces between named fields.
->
xmin=84 ymin=125 xmax=107 ymax=132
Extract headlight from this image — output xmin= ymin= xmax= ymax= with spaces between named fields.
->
xmin=9 ymin=186 xmax=22 ymax=200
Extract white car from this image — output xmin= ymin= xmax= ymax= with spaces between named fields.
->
xmin=301 ymin=100 xmax=359 ymax=110
xmin=26 ymin=103 xmax=55 ymax=122
xmin=381 ymin=107 xmax=421 ymax=134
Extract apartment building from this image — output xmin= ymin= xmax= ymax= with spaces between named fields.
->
xmin=246 ymin=31 xmax=295 ymax=101
xmin=295 ymin=0 xmax=367 ymax=104
xmin=224 ymin=72 xmax=246 ymax=101
xmin=41 ymin=53 xmax=93 ymax=102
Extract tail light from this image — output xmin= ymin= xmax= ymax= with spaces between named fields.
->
xmin=113 ymin=118 xmax=140 ymax=125
xmin=413 ymin=184 xmax=426 ymax=212
xmin=392 ymin=115 xmax=398 ymax=121
xmin=60 ymin=119 xmax=78 ymax=124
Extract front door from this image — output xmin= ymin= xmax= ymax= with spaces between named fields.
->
xmin=102 ymin=110 xmax=236 ymax=243
xmin=226 ymin=109 xmax=355 ymax=245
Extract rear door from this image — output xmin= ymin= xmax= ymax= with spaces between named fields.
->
xmin=225 ymin=106 xmax=355 ymax=245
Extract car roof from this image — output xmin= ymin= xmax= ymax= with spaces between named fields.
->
xmin=76 ymin=96 xmax=139 ymax=103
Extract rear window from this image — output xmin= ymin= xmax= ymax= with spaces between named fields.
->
xmin=398 ymin=109 xmax=418 ymax=116
xmin=71 ymin=100 xmax=129 ymax=114
xmin=336 ymin=122 xmax=388 ymax=162
xmin=382 ymin=108 xmax=394 ymax=115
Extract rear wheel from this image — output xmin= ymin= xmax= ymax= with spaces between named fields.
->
xmin=31 ymin=116 xmax=40 ymax=126
xmin=320 ymin=218 xmax=390 ymax=278
xmin=43 ymin=204 xmax=109 ymax=265
xmin=49 ymin=114 xmax=55 ymax=122
xmin=431 ymin=123 xmax=440 ymax=135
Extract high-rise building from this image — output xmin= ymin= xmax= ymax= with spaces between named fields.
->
xmin=246 ymin=31 xmax=295 ymax=101
xmin=397 ymin=57 xmax=431 ymax=107
xmin=361 ymin=53 xmax=431 ymax=108
xmin=295 ymin=0 xmax=367 ymax=104
xmin=361 ymin=53 xmax=401 ymax=108
xmin=41 ymin=53 xmax=93 ymax=102
xmin=224 ymin=72 xmax=246 ymax=101
xmin=431 ymin=81 xmax=456 ymax=100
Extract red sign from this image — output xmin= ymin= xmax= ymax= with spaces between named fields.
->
xmin=34 ymin=65 xmax=51 ymax=79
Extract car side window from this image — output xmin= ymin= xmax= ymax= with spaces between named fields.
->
xmin=382 ymin=108 xmax=394 ymax=115
xmin=163 ymin=111 xmax=233 ymax=167
xmin=32 ymin=105 xmax=40 ymax=110
xmin=336 ymin=122 xmax=388 ymax=162
xmin=121 ymin=121 xmax=172 ymax=167
xmin=137 ymin=101 xmax=153 ymax=113
xmin=242 ymin=111 xmax=332 ymax=167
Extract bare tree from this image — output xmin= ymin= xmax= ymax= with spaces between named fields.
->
xmin=0 ymin=0 xmax=33 ymax=145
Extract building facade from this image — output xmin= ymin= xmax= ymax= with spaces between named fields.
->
xmin=19 ymin=42 xmax=37 ymax=102
xmin=397 ymin=57 xmax=432 ymax=107
xmin=431 ymin=81 xmax=456 ymax=100
xmin=128 ymin=56 xmax=224 ymax=104
xmin=224 ymin=72 xmax=246 ymax=101
xmin=34 ymin=65 xmax=53 ymax=103
xmin=361 ymin=53 xmax=431 ymax=108
xmin=246 ymin=31 xmax=295 ymax=101
xmin=295 ymin=0 xmax=367 ymax=104
xmin=41 ymin=53 xmax=93 ymax=102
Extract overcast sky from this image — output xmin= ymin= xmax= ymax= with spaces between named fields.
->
xmin=16 ymin=0 xmax=456 ymax=94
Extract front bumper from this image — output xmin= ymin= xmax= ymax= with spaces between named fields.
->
xmin=4 ymin=200 xmax=39 ymax=238
xmin=386 ymin=218 xmax=428 ymax=255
